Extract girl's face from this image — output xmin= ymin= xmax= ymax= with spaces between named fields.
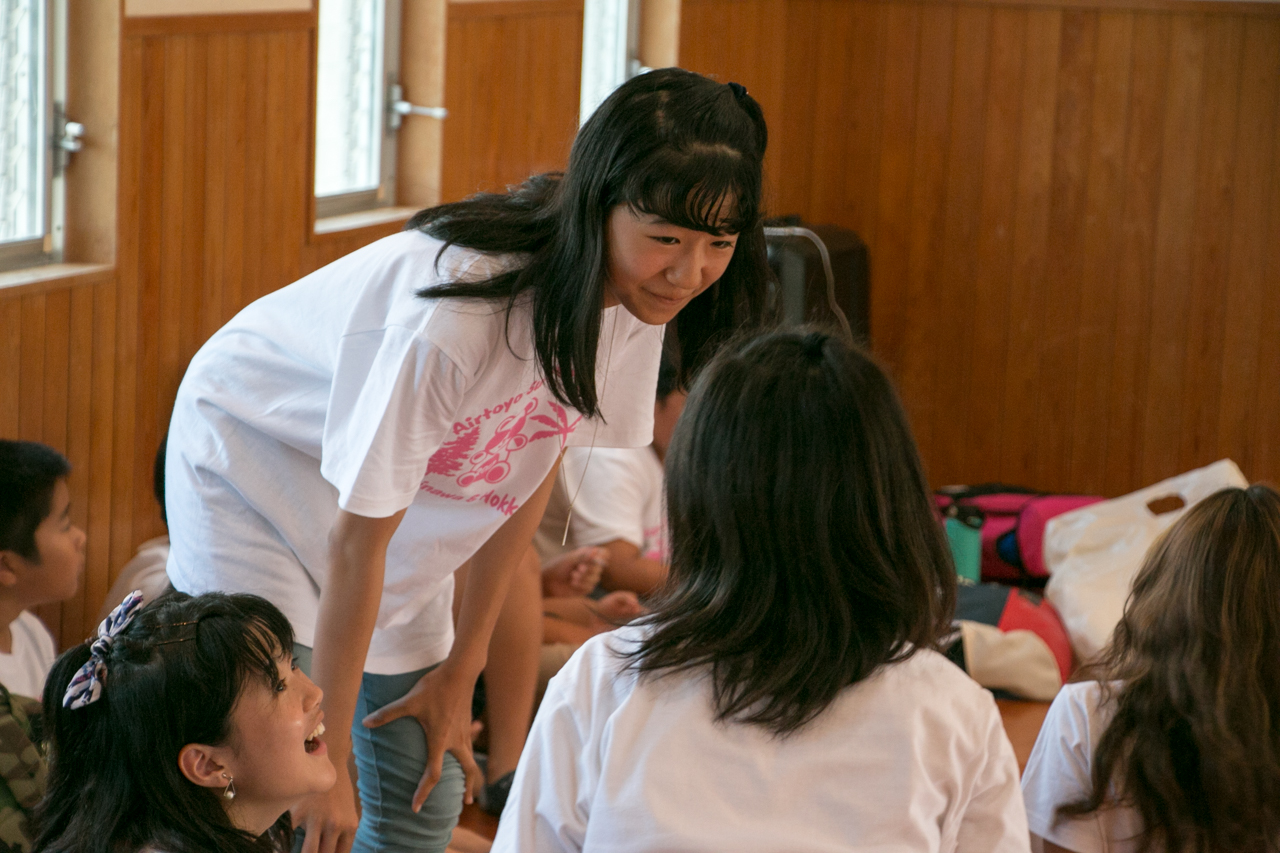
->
xmin=604 ymin=205 xmax=738 ymax=325
xmin=219 ymin=655 xmax=335 ymax=831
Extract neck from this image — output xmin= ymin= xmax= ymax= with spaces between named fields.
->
xmin=0 ymin=598 xmax=25 ymax=655
xmin=224 ymin=798 xmax=284 ymax=839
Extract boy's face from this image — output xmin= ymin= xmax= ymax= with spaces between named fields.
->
xmin=2 ymin=478 xmax=86 ymax=606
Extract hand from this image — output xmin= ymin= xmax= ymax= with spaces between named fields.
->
xmin=591 ymin=590 xmax=644 ymax=629
xmin=293 ymin=761 xmax=359 ymax=853
xmin=361 ymin=665 xmax=485 ymax=813
xmin=541 ymin=547 xmax=607 ymax=598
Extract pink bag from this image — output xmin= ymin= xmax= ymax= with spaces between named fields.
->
xmin=937 ymin=485 xmax=1103 ymax=583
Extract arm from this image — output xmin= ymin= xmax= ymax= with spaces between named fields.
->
xmin=293 ymin=507 xmax=405 ymax=853
xmin=598 ymin=539 xmax=667 ymax=596
xmin=363 ymin=458 xmax=562 ymax=811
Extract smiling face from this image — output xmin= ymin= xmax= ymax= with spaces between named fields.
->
xmin=2 ymin=478 xmax=86 ymax=607
xmin=217 ymin=654 xmax=335 ymax=832
xmin=603 ymin=206 xmax=739 ymax=326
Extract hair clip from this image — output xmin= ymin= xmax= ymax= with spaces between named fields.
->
xmin=153 ymin=618 xmax=199 ymax=647
xmin=63 ymin=590 xmax=146 ymax=709
xmin=727 ymin=81 xmax=748 ymax=99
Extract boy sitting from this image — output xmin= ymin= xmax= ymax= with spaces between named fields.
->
xmin=0 ymin=441 xmax=85 ymax=699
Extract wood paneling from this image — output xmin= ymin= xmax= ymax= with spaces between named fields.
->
xmin=440 ymin=0 xmax=584 ymax=201
xmin=682 ymin=0 xmax=1280 ymax=496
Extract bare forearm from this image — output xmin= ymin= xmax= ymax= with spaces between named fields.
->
xmin=600 ymin=540 xmax=667 ymax=595
xmin=448 ymin=461 xmax=561 ymax=679
xmin=311 ymin=508 xmax=405 ymax=761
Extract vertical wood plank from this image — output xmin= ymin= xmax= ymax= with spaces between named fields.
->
xmin=897 ymin=3 xmax=957 ymax=467
xmin=1217 ymin=21 xmax=1280 ymax=475
xmin=18 ymin=295 xmax=46 ymax=441
xmin=1034 ymin=10 xmax=1097 ymax=491
xmin=1140 ymin=15 xmax=1206 ymax=486
xmin=65 ymin=285 xmax=95 ymax=644
xmin=1000 ymin=9 xmax=1062 ymax=484
xmin=1250 ymin=51 xmax=1280 ymax=482
xmin=0 ymin=300 xmax=20 ymax=437
xmin=931 ymin=4 xmax=992 ymax=485
xmin=1103 ymin=12 xmax=1169 ymax=496
xmin=1178 ymin=16 xmax=1243 ymax=473
xmin=964 ymin=8 xmax=1026 ymax=480
xmin=41 ymin=289 xmax=72 ymax=453
xmin=1069 ymin=11 xmax=1133 ymax=494
xmin=222 ymin=33 xmax=249 ymax=322
xmin=203 ymin=34 xmax=229 ymax=341
xmin=870 ymin=2 xmax=922 ymax=372
xmin=87 ymin=280 xmax=117 ymax=646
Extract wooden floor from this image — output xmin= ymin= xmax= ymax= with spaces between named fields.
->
xmin=456 ymin=699 xmax=1053 ymax=843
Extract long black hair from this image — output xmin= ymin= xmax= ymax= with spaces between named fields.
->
xmin=35 ymin=591 xmax=296 ymax=853
xmin=624 ymin=329 xmax=956 ymax=735
xmin=1057 ymin=485 xmax=1280 ymax=853
xmin=407 ymin=68 xmax=775 ymax=418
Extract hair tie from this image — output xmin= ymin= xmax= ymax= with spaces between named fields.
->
xmin=62 ymin=590 xmax=146 ymax=709
xmin=727 ymin=81 xmax=748 ymax=99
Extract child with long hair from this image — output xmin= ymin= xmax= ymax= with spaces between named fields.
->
xmin=1021 ymin=485 xmax=1280 ymax=853
xmin=35 ymin=590 xmax=335 ymax=853
xmin=491 ymin=329 xmax=1029 ymax=852
xmin=164 ymin=68 xmax=773 ymax=853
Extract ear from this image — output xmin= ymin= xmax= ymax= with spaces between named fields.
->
xmin=178 ymin=743 xmax=231 ymax=790
xmin=0 ymin=552 xmax=23 ymax=588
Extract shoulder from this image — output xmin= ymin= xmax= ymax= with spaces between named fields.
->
xmin=545 ymin=625 xmax=646 ymax=710
xmin=11 ymin=612 xmax=55 ymax=658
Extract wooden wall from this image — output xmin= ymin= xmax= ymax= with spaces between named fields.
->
xmin=681 ymin=0 xmax=1280 ymax=497
xmin=441 ymin=0 xmax=584 ymax=201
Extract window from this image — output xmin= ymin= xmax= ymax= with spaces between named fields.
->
xmin=1 ymin=0 xmax=48 ymax=269
xmin=314 ymin=0 xmax=400 ymax=219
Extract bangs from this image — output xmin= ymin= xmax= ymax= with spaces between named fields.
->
xmin=618 ymin=143 xmax=759 ymax=235
xmin=233 ymin=600 xmax=295 ymax=691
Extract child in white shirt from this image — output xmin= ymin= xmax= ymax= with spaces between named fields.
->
xmin=494 ymin=330 xmax=1029 ymax=853
xmin=1021 ymin=485 xmax=1280 ymax=853
xmin=0 ymin=440 xmax=85 ymax=699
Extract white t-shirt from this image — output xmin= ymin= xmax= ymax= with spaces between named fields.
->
xmin=1021 ymin=681 xmax=1145 ymax=853
xmin=166 ymin=231 xmax=662 ymax=674
xmin=534 ymin=445 xmax=667 ymax=563
xmin=98 ymin=535 xmax=171 ymax=625
xmin=492 ymin=626 xmax=1030 ymax=853
xmin=0 ymin=611 xmax=57 ymax=700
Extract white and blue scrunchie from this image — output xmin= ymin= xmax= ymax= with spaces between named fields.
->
xmin=62 ymin=590 xmax=146 ymax=709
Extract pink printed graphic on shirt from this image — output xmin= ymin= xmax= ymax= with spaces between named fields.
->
xmin=420 ymin=380 xmax=583 ymax=513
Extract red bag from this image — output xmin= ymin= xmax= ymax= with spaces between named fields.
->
xmin=936 ymin=485 xmax=1103 ymax=583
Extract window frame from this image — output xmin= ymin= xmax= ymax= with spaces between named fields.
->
xmin=313 ymin=0 xmax=401 ymax=222
xmin=0 ymin=0 xmax=68 ymax=273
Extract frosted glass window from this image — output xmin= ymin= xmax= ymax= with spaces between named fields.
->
xmin=315 ymin=0 xmax=385 ymax=197
xmin=0 ymin=0 xmax=46 ymax=244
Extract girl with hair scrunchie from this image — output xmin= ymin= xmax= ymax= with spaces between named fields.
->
xmin=36 ymin=590 xmax=334 ymax=853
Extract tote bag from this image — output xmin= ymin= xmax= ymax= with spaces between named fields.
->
xmin=1043 ymin=459 xmax=1248 ymax=661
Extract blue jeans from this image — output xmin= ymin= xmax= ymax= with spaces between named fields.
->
xmin=293 ymin=645 xmax=465 ymax=853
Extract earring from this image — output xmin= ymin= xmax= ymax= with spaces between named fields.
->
xmin=221 ymin=772 xmax=236 ymax=801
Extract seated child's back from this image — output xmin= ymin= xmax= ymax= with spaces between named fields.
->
xmin=494 ymin=330 xmax=1029 ymax=853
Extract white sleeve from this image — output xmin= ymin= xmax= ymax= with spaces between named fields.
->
xmin=561 ymin=449 xmax=649 ymax=549
xmin=320 ymin=328 xmax=469 ymax=517
xmin=955 ymin=696 xmax=1032 ymax=853
xmin=491 ymin=663 xmax=597 ymax=853
xmin=1020 ymin=685 xmax=1109 ymax=853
